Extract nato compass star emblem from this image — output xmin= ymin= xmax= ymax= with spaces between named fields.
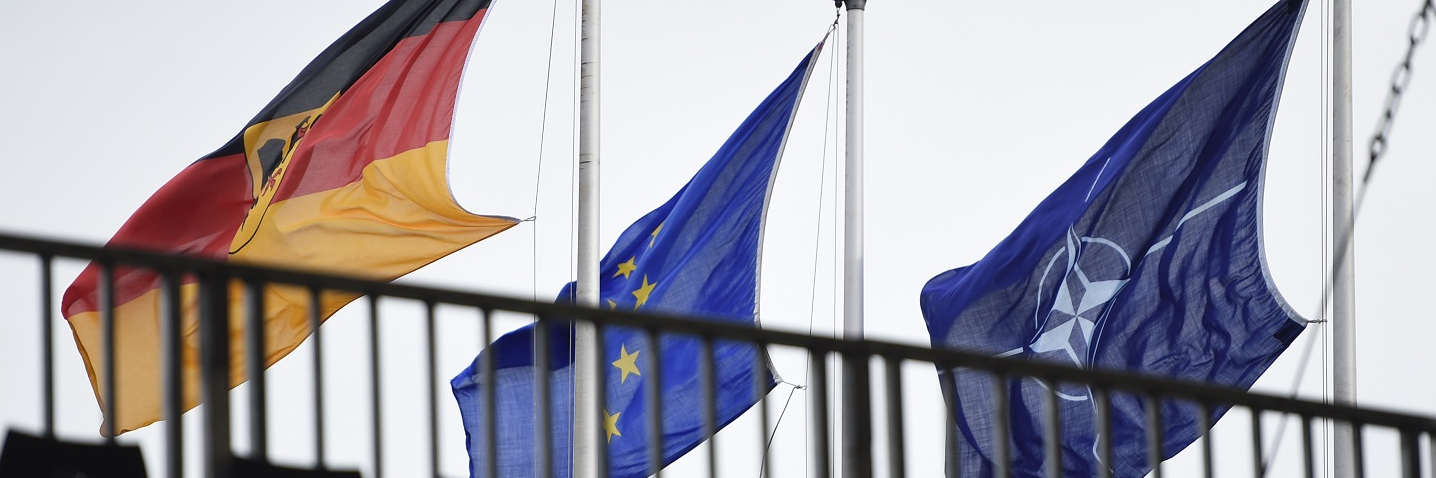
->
xmin=997 ymin=228 xmax=1132 ymax=401
xmin=993 ymin=178 xmax=1251 ymax=403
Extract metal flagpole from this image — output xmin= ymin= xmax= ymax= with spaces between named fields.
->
xmin=574 ymin=0 xmax=602 ymax=475
xmin=843 ymin=3 xmax=865 ymax=341
xmin=841 ymin=1 xmax=868 ymax=476
xmin=1331 ymin=0 xmax=1358 ymax=475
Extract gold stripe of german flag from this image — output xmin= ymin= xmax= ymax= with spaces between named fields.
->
xmin=62 ymin=0 xmax=511 ymax=435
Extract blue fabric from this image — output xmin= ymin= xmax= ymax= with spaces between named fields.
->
xmin=451 ymin=44 xmax=820 ymax=478
xmin=918 ymin=1 xmax=1308 ymax=476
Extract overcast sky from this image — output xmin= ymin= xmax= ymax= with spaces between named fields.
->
xmin=2 ymin=0 xmax=1434 ymax=476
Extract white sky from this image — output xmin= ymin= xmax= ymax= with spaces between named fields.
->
xmin=2 ymin=0 xmax=1434 ymax=477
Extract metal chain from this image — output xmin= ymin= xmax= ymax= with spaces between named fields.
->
xmin=1367 ymin=0 xmax=1435 ymax=182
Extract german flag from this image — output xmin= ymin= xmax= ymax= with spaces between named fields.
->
xmin=61 ymin=0 xmax=514 ymax=435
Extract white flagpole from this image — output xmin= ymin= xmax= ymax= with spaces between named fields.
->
xmin=843 ymin=3 xmax=865 ymax=342
xmin=1331 ymin=0 xmax=1358 ymax=475
xmin=574 ymin=0 xmax=601 ymax=475
xmin=842 ymin=0 xmax=867 ymax=474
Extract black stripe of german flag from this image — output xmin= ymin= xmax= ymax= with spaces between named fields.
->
xmin=62 ymin=0 xmax=516 ymax=435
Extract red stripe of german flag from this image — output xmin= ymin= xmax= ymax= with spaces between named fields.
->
xmin=61 ymin=0 xmax=511 ymax=435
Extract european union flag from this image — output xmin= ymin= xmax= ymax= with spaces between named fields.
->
xmin=919 ymin=1 xmax=1309 ymax=476
xmin=451 ymin=43 xmax=822 ymax=478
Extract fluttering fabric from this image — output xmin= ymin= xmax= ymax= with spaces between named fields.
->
xmin=62 ymin=0 xmax=517 ymax=434
xmin=919 ymin=1 xmax=1308 ymax=476
xmin=451 ymin=43 xmax=822 ymax=478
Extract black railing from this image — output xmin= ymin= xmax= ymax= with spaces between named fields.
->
xmin=0 ymin=230 xmax=1433 ymax=477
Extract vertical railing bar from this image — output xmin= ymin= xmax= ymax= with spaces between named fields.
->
xmin=38 ymin=254 xmax=54 ymax=439
xmin=308 ymin=286 xmax=327 ymax=469
xmin=533 ymin=317 xmax=553 ymax=478
xmin=1144 ymin=393 xmax=1163 ymax=478
xmin=884 ymin=357 xmax=907 ymax=478
xmin=699 ymin=336 xmax=718 ymax=478
xmin=1301 ymin=414 xmax=1316 ymax=478
xmin=1250 ymin=407 xmax=1265 ymax=478
xmin=160 ymin=271 xmax=184 ymax=478
xmin=1197 ymin=401 xmax=1214 ymax=478
xmin=941 ymin=367 xmax=959 ymax=478
xmin=199 ymin=271 xmax=233 ymax=478
xmin=643 ymin=327 xmax=664 ymax=478
xmin=425 ymin=301 xmax=440 ymax=478
xmin=1094 ymin=386 xmax=1114 ymax=478
xmin=100 ymin=263 xmax=117 ymax=443
xmin=942 ymin=366 xmax=953 ymax=473
xmin=369 ymin=295 xmax=384 ymax=478
xmin=989 ymin=372 xmax=1010 ymax=478
xmin=752 ymin=343 xmax=775 ymax=476
xmin=244 ymin=280 xmax=268 ymax=462
xmin=1042 ymin=376 xmax=1060 ymax=478
xmin=841 ymin=348 xmax=872 ymax=478
xmin=593 ymin=323 xmax=609 ymax=478
xmin=1353 ymin=423 xmax=1366 ymax=478
xmin=1428 ymin=430 xmax=1436 ymax=478
xmin=1402 ymin=428 xmax=1422 ymax=478
xmin=479 ymin=308 xmax=496 ymax=478
xmin=810 ymin=349 xmax=831 ymax=478
xmin=754 ymin=343 xmax=772 ymax=478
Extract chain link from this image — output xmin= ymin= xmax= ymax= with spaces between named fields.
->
xmin=1367 ymin=0 xmax=1435 ymax=181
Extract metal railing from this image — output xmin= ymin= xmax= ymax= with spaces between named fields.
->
xmin=1 ymin=230 xmax=1434 ymax=478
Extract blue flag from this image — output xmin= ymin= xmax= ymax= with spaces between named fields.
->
xmin=451 ymin=43 xmax=821 ymax=478
xmin=919 ymin=1 xmax=1308 ymax=476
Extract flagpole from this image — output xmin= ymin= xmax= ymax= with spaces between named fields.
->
xmin=841 ymin=0 xmax=868 ymax=475
xmin=1331 ymin=0 xmax=1358 ymax=475
xmin=574 ymin=0 xmax=601 ymax=474
xmin=842 ymin=2 xmax=865 ymax=342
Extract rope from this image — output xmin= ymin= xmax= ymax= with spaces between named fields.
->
xmin=759 ymin=384 xmax=804 ymax=478
xmin=785 ymin=18 xmax=842 ymax=478
xmin=1260 ymin=319 xmax=1326 ymax=474
xmin=1257 ymin=1 xmax=1334 ymax=473
xmin=530 ymin=0 xmax=564 ymax=304
xmin=1319 ymin=2 xmax=1333 ymax=474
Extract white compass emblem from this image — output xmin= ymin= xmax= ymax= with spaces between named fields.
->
xmin=994 ymin=180 xmax=1249 ymax=404
xmin=997 ymin=228 xmax=1132 ymax=400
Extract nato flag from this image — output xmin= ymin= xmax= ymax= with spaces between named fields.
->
xmin=451 ymin=42 xmax=821 ymax=478
xmin=919 ymin=1 xmax=1309 ymax=476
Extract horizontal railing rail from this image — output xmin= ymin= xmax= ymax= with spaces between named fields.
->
xmin=1 ymin=230 xmax=1432 ymax=478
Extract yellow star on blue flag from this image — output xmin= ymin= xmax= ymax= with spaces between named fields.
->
xmin=451 ymin=40 xmax=826 ymax=478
